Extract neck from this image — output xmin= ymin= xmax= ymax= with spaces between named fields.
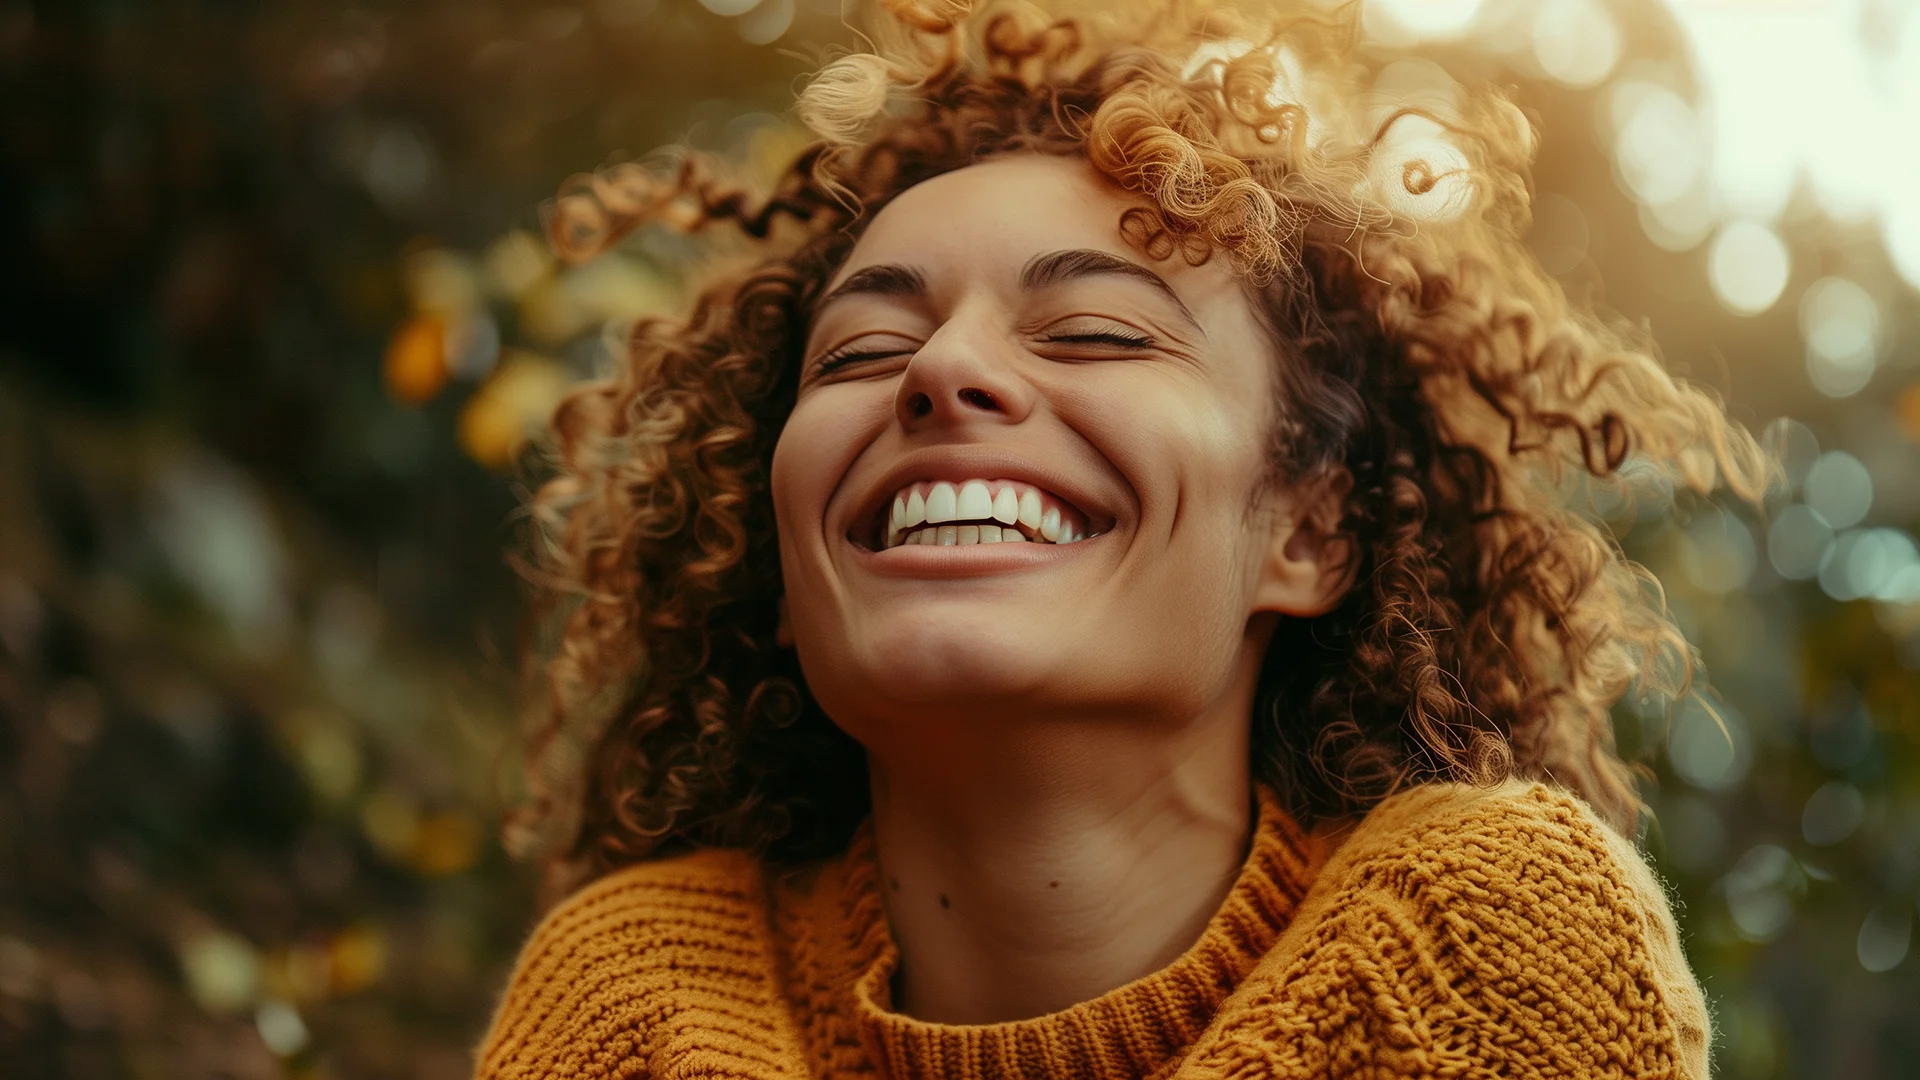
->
xmin=866 ymin=694 xmax=1255 ymax=1024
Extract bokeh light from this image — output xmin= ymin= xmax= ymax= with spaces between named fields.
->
xmin=1888 ymin=205 xmax=1920 ymax=293
xmin=255 ymin=1000 xmax=310 ymax=1056
xmin=1668 ymin=0 xmax=1920 ymax=256
xmin=1766 ymin=503 xmax=1833 ymax=581
xmin=1667 ymin=694 xmax=1753 ymax=793
xmin=1707 ymin=220 xmax=1791 ymax=315
xmin=178 ymin=932 xmax=260 ymax=1014
xmin=1801 ymin=780 xmax=1865 ymax=847
xmin=1800 ymin=277 xmax=1882 ymax=398
xmin=1637 ymin=182 xmax=1715 ymax=253
xmin=1804 ymin=450 xmax=1875 ymax=530
xmin=1723 ymin=843 xmax=1801 ymax=943
xmin=456 ymin=352 xmax=572 ymax=470
xmin=1819 ymin=528 xmax=1920 ymax=603
xmin=1532 ymin=0 xmax=1621 ymax=88
xmin=737 ymin=0 xmax=796 ymax=44
xmin=1364 ymin=0 xmax=1487 ymax=43
xmin=384 ymin=316 xmax=451 ymax=404
xmin=1609 ymin=82 xmax=1702 ymax=208
xmin=1859 ymin=904 xmax=1914 ymax=974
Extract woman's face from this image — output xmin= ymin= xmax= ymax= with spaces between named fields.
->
xmin=771 ymin=155 xmax=1341 ymax=753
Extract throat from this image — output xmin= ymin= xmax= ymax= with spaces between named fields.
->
xmin=867 ymin=753 xmax=1253 ymax=1025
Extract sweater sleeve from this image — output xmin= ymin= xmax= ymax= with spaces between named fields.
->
xmin=1178 ymin=781 xmax=1711 ymax=1080
xmin=473 ymin=849 xmax=811 ymax=1080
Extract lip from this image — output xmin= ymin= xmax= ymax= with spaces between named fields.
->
xmin=841 ymin=445 xmax=1120 ymax=553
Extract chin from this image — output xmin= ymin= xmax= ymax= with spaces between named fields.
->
xmin=801 ymin=609 xmax=1059 ymax=721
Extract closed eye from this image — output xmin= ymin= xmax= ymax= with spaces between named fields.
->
xmin=1034 ymin=315 xmax=1157 ymax=351
xmin=812 ymin=336 xmax=920 ymax=376
xmin=1038 ymin=330 xmax=1153 ymax=348
xmin=810 ymin=323 xmax=1153 ymax=378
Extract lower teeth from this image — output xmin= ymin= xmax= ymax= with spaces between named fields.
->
xmin=888 ymin=523 xmax=1072 ymax=547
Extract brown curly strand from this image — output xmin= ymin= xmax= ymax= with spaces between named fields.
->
xmin=509 ymin=0 xmax=1769 ymax=898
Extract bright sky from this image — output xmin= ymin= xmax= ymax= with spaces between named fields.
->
xmin=1668 ymin=0 xmax=1920 ymax=284
xmin=1365 ymin=0 xmax=1920 ymax=298
xmin=1360 ymin=0 xmax=1918 ymax=400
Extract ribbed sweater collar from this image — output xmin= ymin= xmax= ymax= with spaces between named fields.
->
xmin=776 ymin=787 xmax=1315 ymax=1080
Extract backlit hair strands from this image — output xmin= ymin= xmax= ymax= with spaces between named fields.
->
xmin=511 ymin=0 xmax=1771 ymax=902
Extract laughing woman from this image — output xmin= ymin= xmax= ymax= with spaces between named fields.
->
xmin=477 ymin=2 xmax=1762 ymax=1077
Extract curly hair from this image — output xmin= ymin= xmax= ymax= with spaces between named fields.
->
xmin=509 ymin=0 xmax=1769 ymax=897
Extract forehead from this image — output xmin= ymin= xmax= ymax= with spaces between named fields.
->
xmin=832 ymin=155 xmax=1237 ymax=295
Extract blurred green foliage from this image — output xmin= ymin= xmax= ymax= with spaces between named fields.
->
xmin=0 ymin=0 xmax=1916 ymax=1077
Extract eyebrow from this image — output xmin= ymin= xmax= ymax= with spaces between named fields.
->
xmin=812 ymin=248 xmax=1199 ymax=326
xmin=816 ymin=263 xmax=929 ymax=312
xmin=1020 ymin=248 xmax=1199 ymax=326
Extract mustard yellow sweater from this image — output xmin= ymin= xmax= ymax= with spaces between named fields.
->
xmin=477 ymin=781 xmax=1710 ymax=1079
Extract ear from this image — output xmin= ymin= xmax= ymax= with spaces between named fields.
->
xmin=776 ymin=594 xmax=795 ymax=648
xmin=1252 ymin=467 xmax=1358 ymax=618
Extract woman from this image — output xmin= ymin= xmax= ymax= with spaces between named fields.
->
xmin=479 ymin=1 xmax=1762 ymax=1076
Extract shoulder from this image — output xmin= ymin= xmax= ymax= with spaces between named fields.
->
xmin=1327 ymin=778 xmax=1662 ymax=906
xmin=1331 ymin=781 xmax=1711 ymax=1065
xmin=1189 ymin=781 xmax=1711 ymax=1079
xmin=1329 ymin=780 xmax=1703 ymax=991
xmin=515 ymin=846 xmax=770 ymax=963
xmin=476 ymin=848 xmax=807 ymax=1080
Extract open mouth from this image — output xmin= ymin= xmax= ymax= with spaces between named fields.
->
xmin=854 ymin=479 xmax=1099 ymax=550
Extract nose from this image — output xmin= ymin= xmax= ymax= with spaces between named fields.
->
xmin=893 ymin=318 xmax=1034 ymax=430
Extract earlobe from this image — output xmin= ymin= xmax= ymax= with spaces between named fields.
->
xmin=1252 ymin=469 xmax=1358 ymax=618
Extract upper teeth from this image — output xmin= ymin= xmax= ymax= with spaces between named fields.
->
xmin=884 ymin=479 xmax=1090 ymax=549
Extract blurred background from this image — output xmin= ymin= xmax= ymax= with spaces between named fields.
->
xmin=0 ymin=0 xmax=1916 ymax=1075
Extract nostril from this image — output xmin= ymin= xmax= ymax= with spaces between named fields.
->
xmin=958 ymin=387 xmax=999 ymax=411
xmin=906 ymin=391 xmax=933 ymax=418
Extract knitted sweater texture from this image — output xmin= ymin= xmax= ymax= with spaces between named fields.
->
xmin=476 ymin=781 xmax=1710 ymax=1079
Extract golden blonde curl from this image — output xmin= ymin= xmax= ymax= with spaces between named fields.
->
xmin=513 ymin=0 xmax=1769 ymax=896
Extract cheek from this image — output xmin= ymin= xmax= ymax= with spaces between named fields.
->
xmin=1032 ymin=381 xmax=1272 ymax=712
xmin=770 ymin=392 xmax=865 ymax=542
xmin=769 ymin=386 xmax=895 ymax=649
xmin=1077 ymin=367 xmax=1271 ymax=543
xmin=767 ymin=417 xmax=813 ymax=540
